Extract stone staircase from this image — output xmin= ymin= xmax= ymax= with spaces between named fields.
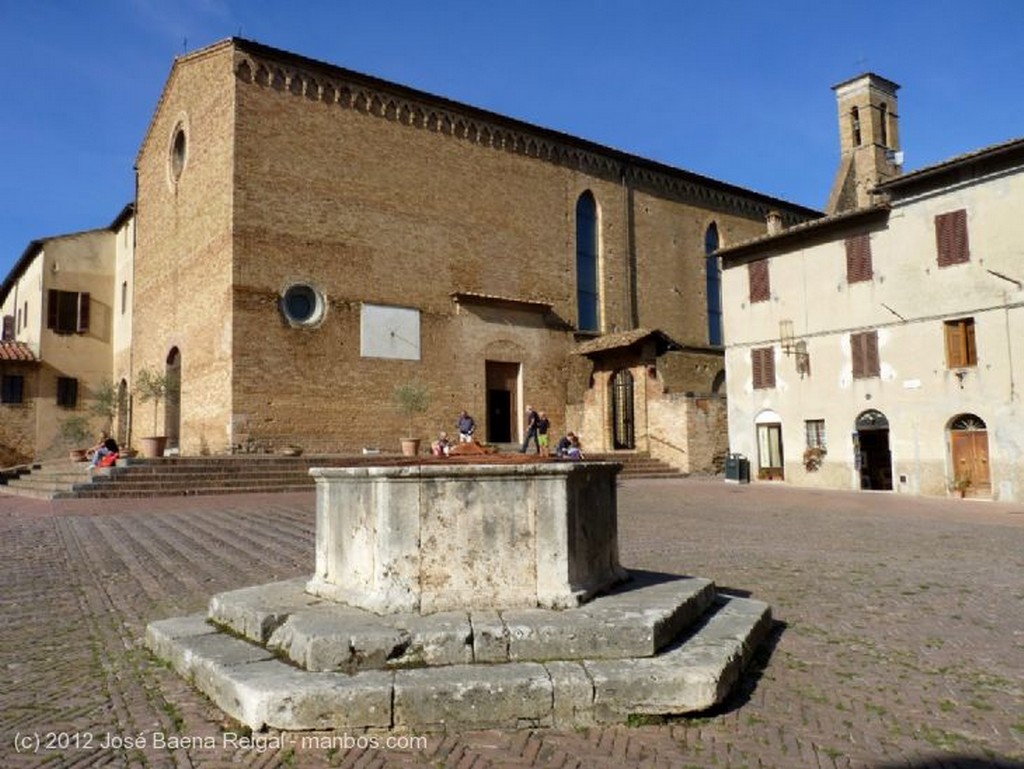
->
xmin=587 ymin=451 xmax=684 ymax=479
xmin=0 ymin=450 xmax=684 ymax=500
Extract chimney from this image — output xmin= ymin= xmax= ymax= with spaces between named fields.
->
xmin=766 ymin=210 xmax=784 ymax=235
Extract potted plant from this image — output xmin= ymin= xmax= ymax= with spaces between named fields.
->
xmin=59 ymin=414 xmax=94 ymax=461
xmin=392 ymin=380 xmax=430 ymax=456
xmin=134 ymin=367 xmax=171 ymax=458
xmin=802 ymin=446 xmax=826 ymax=472
xmin=951 ymin=472 xmax=972 ymax=498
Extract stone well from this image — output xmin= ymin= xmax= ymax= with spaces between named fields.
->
xmin=305 ymin=461 xmax=627 ymax=614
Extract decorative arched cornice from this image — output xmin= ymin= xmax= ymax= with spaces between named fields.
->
xmin=231 ymin=42 xmax=818 ymax=224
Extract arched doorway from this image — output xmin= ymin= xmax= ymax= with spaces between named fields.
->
xmin=855 ymin=409 xmax=892 ymax=490
xmin=165 ymin=348 xmax=181 ymax=453
xmin=610 ymin=369 xmax=635 ymax=449
xmin=755 ymin=409 xmax=784 ymax=480
xmin=949 ymin=414 xmax=990 ymax=498
xmin=116 ymin=379 xmax=129 ymax=448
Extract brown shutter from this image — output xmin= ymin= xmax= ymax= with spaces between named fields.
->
xmin=1 ymin=315 xmax=12 ymax=340
xmin=752 ymin=347 xmax=775 ymax=389
xmin=865 ymin=331 xmax=879 ymax=376
xmin=851 ymin=331 xmax=879 ymax=378
xmin=748 ymin=261 xmax=770 ymax=303
xmin=965 ymin=319 xmax=977 ymax=365
xmin=47 ymin=289 xmax=59 ymax=329
xmin=764 ymin=347 xmax=776 ymax=387
xmin=77 ymin=292 xmax=90 ymax=333
xmin=851 ymin=333 xmax=863 ymax=378
xmin=845 ymin=234 xmax=872 ymax=283
xmin=945 ymin=321 xmax=965 ymax=367
xmin=936 ymin=209 xmax=969 ymax=266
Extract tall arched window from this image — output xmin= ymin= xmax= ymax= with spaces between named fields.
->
xmin=705 ymin=223 xmax=722 ymax=346
xmin=576 ymin=191 xmax=599 ymax=332
xmin=851 ymin=107 xmax=862 ymax=146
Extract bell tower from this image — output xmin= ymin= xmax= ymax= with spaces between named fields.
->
xmin=826 ymin=73 xmax=902 ymax=214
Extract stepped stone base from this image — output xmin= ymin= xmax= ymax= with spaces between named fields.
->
xmin=146 ymin=460 xmax=769 ymax=731
xmin=147 ymin=572 xmax=771 ymax=731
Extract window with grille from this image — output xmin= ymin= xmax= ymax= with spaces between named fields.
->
xmin=805 ymin=419 xmax=827 ymax=449
xmin=56 ymin=376 xmax=78 ymax=408
xmin=47 ymin=290 xmax=90 ymax=335
xmin=935 ymin=209 xmax=969 ymax=267
xmin=851 ymin=330 xmax=880 ymax=379
xmin=845 ymin=234 xmax=873 ymax=283
xmin=748 ymin=260 xmax=770 ymax=303
xmin=1 ymin=374 xmax=24 ymax=404
xmin=751 ymin=346 xmax=776 ymax=389
xmin=945 ymin=318 xmax=977 ymax=368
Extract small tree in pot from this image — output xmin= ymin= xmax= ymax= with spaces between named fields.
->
xmin=134 ymin=367 xmax=172 ymax=458
xmin=392 ymin=380 xmax=430 ymax=456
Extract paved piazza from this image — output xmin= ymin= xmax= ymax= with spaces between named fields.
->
xmin=1 ymin=477 xmax=1022 ymax=768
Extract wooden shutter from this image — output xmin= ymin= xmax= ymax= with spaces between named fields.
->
xmin=748 ymin=260 xmax=770 ymax=303
xmin=1 ymin=314 xmax=12 ymax=340
xmin=845 ymin=234 xmax=872 ymax=283
xmin=77 ymin=292 xmax=90 ymax=333
xmin=935 ymin=209 xmax=969 ymax=266
xmin=752 ymin=347 xmax=776 ymax=389
xmin=851 ymin=331 xmax=879 ymax=378
xmin=945 ymin=318 xmax=977 ymax=367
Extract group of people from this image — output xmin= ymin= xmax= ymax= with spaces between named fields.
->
xmin=430 ymin=408 xmax=583 ymax=460
xmin=431 ymin=410 xmax=478 ymax=456
xmin=521 ymin=405 xmax=583 ymax=460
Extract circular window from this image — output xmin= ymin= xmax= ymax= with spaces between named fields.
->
xmin=170 ymin=125 xmax=187 ymax=181
xmin=281 ymin=284 xmax=325 ymax=326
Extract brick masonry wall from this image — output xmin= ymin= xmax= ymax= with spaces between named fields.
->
xmin=133 ymin=41 xmax=806 ymax=454
xmin=134 ymin=44 xmax=237 ymax=452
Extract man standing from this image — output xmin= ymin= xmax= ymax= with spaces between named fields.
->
xmin=457 ymin=410 xmax=476 ymax=443
xmin=520 ymin=404 xmax=540 ymax=454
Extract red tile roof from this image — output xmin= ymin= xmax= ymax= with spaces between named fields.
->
xmin=0 ymin=341 xmax=37 ymax=362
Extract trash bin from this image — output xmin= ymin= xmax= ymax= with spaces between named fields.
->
xmin=737 ymin=455 xmax=750 ymax=484
xmin=725 ymin=453 xmax=750 ymax=484
xmin=725 ymin=453 xmax=739 ymax=482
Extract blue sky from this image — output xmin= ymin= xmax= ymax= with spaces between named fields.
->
xmin=1 ymin=1 xmax=1022 ymax=279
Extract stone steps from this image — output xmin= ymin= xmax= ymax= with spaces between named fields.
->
xmin=147 ymin=573 xmax=771 ymax=732
xmin=0 ymin=451 xmax=684 ymax=500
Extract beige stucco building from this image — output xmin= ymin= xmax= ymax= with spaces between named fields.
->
xmin=0 ymin=207 xmax=134 ymax=464
xmin=721 ymin=74 xmax=1024 ymax=501
xmin=2 ymin=38 xmax=817 ymax=468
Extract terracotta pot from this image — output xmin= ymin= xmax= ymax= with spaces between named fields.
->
xmin=400 ymin=438 xmax=420 ymax=457
xmin=69 ymin=449 xmax=88 ymax=462
xmin=140 ymin=436 xmax=167 ymax=458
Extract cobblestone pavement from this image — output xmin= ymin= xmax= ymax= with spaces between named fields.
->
xmin=1 ymin=478 xmax=1022 ymax=769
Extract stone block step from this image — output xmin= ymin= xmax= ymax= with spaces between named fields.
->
xmin=147 ymin=592 xmax=770 ymax=732
xmin=207 ymin=572 xmax=717 ymax=671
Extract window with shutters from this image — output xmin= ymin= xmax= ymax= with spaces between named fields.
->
xmin=1 ymin=314 xmax=12 ymax=340
xmin=944 ymin=318 xmax=977 ymax=368
xmin=935 ymin=209 xmax=969 ymax=267
xmin=1 ymin=374 xmax=24 ymax=404
xmin=851 ymin=330 xmax=880 ymax=379
xmin=845 ymin=234 xmax=872 ymax=283
xmin=748 ymin=260 xmax=770 ymax=303
xmin=47 ymin=290 xmax=90 ymax=335
xmin=56 ymin=376 xmax=78 ymax=408
xmin=751 ymin=346 xmax=776 ymax=389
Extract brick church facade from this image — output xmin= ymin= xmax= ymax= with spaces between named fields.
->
xmin=3 ymin=38 xmax=818 ymax=467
